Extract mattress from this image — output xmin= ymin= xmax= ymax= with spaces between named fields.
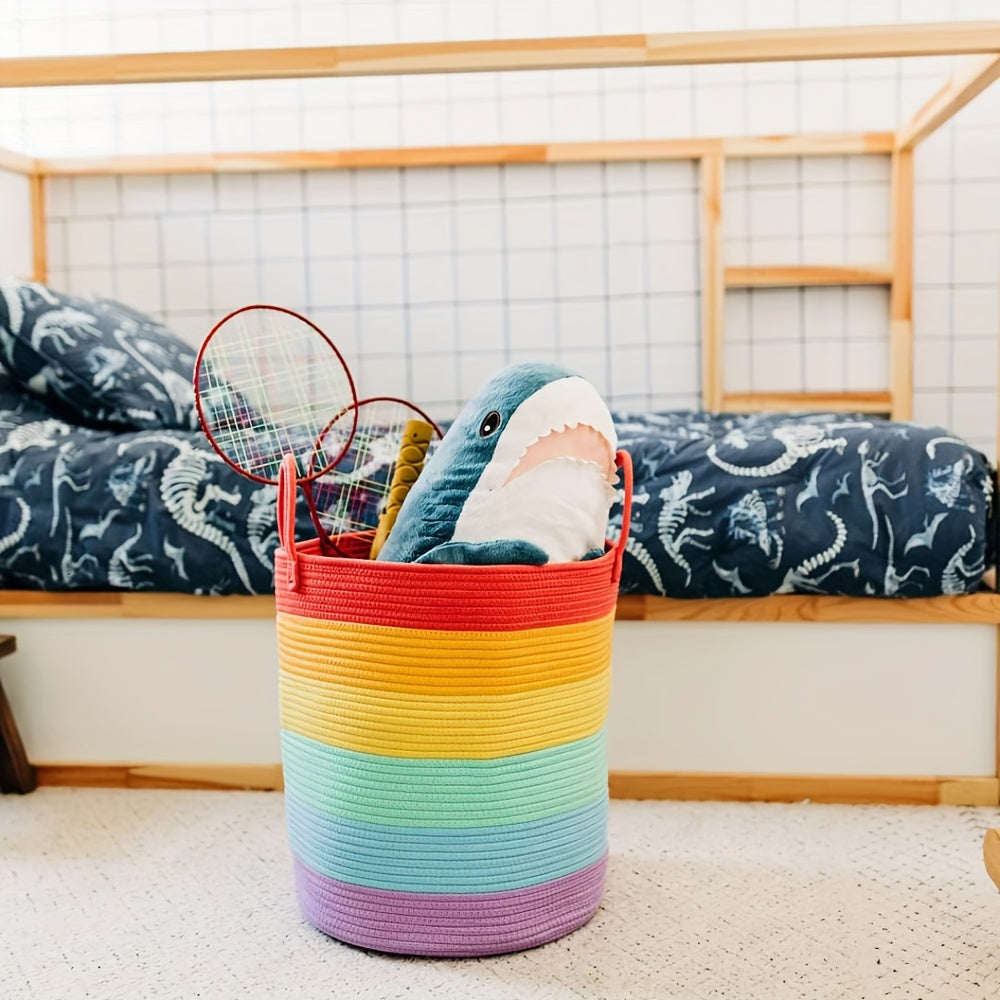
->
xmin=0 ymin=375 xmax=995 ymax=598
xmin=611 ymin=410 xmax=996 ymax=599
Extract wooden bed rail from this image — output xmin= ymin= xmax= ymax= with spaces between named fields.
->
xmin=25 ymin=765 xmax=999 ymax=806
xmin=30 ymin=132 xmax=895 ymax=177
xmin=896 ymin=52 xmax=1000 ymax=151
xmin=2 ymin=24 xmax=999 ymax=90
xmin=3 ymin=590 xmax=1000 ymax=625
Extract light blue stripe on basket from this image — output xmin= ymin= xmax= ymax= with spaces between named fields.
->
xmin=280 ymin=728 xmax=608 ymax=828
xmin=283 ymin=790 xmax=609 ymax=895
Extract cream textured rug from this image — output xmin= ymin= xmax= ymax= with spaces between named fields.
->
xmin=3 ymin=789 xmax=1000 ymax=999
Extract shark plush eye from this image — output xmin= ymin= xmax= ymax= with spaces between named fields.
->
xmin=479 ymin=410 xmax=502 ymax=437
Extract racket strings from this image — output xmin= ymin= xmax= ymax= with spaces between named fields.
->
xmin=314 ymin=418 xmax=399 ymax=539
xmin=312 ymin=400 xmax=439 ymax=546
xmin=196 ymin=306 xmax=440 ymax=556
xmin=197 ymin=307 xmax=356 ymax=483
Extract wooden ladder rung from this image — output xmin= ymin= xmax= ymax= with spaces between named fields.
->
xmin=724 ymin=264 xmax=894 ymax=288
xmin=719 ymin=391 xmax=893 ymax=413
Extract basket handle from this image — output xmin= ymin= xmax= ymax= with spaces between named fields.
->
xmin=277 ymin=453 xmax=300 ymax=591
xmin=611 ymin=449 xmax=632 ymax=587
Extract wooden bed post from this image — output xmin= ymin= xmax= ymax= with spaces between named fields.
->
xmin=896 ymin=53 xmax=1000 ymax=152
xmin=893 ymin=49 xmax=1000 ymax=801
xmin=0 ymin=636 xmax=36 ymax=794
xmin=888 ymin=148 xmax=913 ymax=421
xmin=700 ymin=153 xmax=725 ymax=411
xmin=29 ymin=171 xmax=47 ymax=284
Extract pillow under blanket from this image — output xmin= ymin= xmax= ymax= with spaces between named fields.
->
xmin=611 ymin=410 xmax=996 ymax=599
xmin=0 ymin=280 xmax=198 ymax=431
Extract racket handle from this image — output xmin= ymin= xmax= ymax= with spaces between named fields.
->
xmin=369 ymin=419 xmax=435 ymax=560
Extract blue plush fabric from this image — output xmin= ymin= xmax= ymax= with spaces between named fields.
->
xmin=0 ymin=281 xmax=199 ymax=431
xmin=376 ymin=362 xmax=616 ymax=566
xmin=376 ymin=362 xmax=569 ymax=564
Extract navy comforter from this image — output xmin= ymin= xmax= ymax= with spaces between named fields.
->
xmin=0 ymin=375 xmax=994 ymax=597
xmin=0 ymin=373 xmax=278 ymax=594
xmin=611 ymin=410 xmax=995 ymax=598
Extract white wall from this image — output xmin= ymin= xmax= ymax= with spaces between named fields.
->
xmin=0 ymin=0 xmax=997 ymax=452
xmin=608 ymin=621 xmax=997 ymax=776
xmin=5 ymin=616 xmax=995 ymax=776
xmin=0 ymin=0 xmax=979 ymax=157
xmin=0 ymin=169 xmax=33 ymax=280
xmin=44 ymin=162 xmax=705 ymax=419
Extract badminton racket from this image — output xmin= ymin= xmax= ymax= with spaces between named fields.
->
xmin=194 ymin=303 xmax=359 ymax=548
xmin=309 ymin=396 xmax=440 ymax=557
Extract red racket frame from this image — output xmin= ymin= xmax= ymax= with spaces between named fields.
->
xmin=193 ymin=303 xmax=360 ymax=546
xmin=311 ymin=395 xmax=443 ymax=556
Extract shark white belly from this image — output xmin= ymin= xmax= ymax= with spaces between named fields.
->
xmin=376 ymin=362 xmax=619 ymax=566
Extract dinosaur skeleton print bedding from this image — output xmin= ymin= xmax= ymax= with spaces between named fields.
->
xmin=609 ymin=410 xmax=996 ymax=599
xmin=1 ymin=377 xmax=995 ymax=598
xmin=0 ymin=280 xmax=995 ymax=597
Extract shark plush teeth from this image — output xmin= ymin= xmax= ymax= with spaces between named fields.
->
xmin=375 ymin=362 xmax=618 ymax=566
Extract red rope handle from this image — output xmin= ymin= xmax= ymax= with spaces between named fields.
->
xmin=612 ymin=449 xmax=632 ymax=587
xmin=277 ymin=453 xmax=300 ymax=591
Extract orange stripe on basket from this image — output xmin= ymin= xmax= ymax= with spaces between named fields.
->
xmin=274 ymin=543 xmax=620 ymax=632
xmin=279 ymin=665 xmax=612 ymax=759
xmin=276 ymin=612 xmax=614 ymax=695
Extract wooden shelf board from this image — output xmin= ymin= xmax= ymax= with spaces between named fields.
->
xmin=35 ymin=763 xmax=284 ymax=791
xmin=725 ymin=264 xmax=893 ymax=287
xmin=34 ymin=132 xmax=896 ymax=177
xmin=3 ymin=589 xmax=999 ymax=625
xmin=615 ymin=592 xmax=1000 ymax=625
xmin=717 ymin=391 xmax=893 ymax=413
xmin=723 ymin=131 xmax=894 ymax=157
xmin=31 ymin=763 xmax=1000 ymax=805
xmin=0 ymin=591 xmax=276 ymax=619
xmin=4 ymin=25 xmax=1000 ymax=90
xmin=608 ymin=771 xmax=1000 ymax=806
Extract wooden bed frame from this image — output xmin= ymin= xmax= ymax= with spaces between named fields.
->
xmin=2 ymin=21 xmax=1000 ymax=803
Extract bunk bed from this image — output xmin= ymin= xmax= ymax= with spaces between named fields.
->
xmin=1 ymin=22 xmax=1000 ymax=805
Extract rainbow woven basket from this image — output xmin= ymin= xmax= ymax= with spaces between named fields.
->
xmin=273 ymin=451 xmax=631 ymax=957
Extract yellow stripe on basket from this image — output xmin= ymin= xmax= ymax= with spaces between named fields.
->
xmin=279 ymin=666 xmax=612 ymax=759
xmin=276 ymin=612 xmax=614 ymax=696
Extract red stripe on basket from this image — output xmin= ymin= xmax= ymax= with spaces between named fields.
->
xmin=274 ymin=543 xmax=620 ymax=631
xmin=294 ymin=853 xmax=607 ymax=957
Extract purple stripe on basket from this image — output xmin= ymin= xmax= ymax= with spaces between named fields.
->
xmin=294 ymin=852 xmax=607 ymax=957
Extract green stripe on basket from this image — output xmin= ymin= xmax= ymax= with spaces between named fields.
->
xmin=280 ymin=728 xmax=608 ymax=829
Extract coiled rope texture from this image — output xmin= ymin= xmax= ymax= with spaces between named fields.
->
xmin=273 ymin=451 xmax=630 ymax=956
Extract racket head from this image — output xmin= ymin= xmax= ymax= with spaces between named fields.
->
xmin=310 ymin=396 xmax=441 ymax=548
xmin=194 ymin=304 xmax=359 ymax=485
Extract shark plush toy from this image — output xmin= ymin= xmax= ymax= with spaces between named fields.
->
xmin=376 ymin=362 xmax=618 ymax=566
